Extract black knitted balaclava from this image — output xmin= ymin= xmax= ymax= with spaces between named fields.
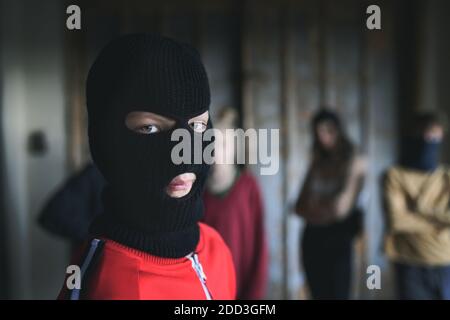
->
xmin=86 ymin=34 xmax=211 ymax=258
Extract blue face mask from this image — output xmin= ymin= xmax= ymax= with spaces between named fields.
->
xmin=400 ymin=137 xmax=442 ymax=172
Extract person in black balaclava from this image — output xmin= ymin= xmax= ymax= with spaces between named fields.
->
xmin=384 ymin=112 xmax=450 ymax=300
xmin=400 ymin=113 xmax=444 ymax=171
xmin=58 ymin=33 xmax=236 ymax=300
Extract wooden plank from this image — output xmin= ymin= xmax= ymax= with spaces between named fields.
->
xmin=323 ymin=0 xmax=366 ymax=299
xmin=197 ymin=0 xmax=241 ymax=119
xmin=363 ymin=0 xmax=397 ymax=300
xmin=285 ymin=0 xmax=324 ymax=300
xmin=323 ymin=0 xmax=362 ymax=144
xmin=279 ymin=0 xmax=293 ymax=300
xmin=241 ymin=0 xmax=285 ymax=299
xmin=64 ymin=0 xmax=89 ymax=172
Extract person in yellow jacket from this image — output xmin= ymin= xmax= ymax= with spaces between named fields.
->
xmin=384 ymin=112 xmax=450 ymax=300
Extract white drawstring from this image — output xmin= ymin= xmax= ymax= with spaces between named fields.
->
xmin=70 ymin=238 xmax=102 ymax=300
xmin=186 ymin=252 xmax=213 ymax=300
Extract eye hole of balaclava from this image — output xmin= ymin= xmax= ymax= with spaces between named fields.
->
xmin=103 ymin=108 xmax=211 ymax=200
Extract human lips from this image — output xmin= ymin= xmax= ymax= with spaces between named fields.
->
xmin=167 ymin=173 xmax=196 ymax=192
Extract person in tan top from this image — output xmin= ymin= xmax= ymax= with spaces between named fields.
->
xmin=384 ymin=112 xmax=450 ymax=300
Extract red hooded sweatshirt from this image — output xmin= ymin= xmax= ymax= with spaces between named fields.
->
xmin=59 ymin=223 xmax=236 ymax=300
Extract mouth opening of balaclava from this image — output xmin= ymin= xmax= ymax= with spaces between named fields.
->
xmin=86 ymin=33 xmax=212 ymax=258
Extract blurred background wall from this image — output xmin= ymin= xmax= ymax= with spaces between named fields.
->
xmin=0 ymin=0 xmax=449 ymax=299
xmin=0 ymin=0 xmax=69 ymax=299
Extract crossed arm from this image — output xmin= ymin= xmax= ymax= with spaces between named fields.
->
xmin=295 ymin=156 xmax=366 ymax=224
xmin=383 ymin=169 xmax=450 ymax=234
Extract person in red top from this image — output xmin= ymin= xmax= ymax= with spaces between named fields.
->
xmin=203 ymin=107 xmax=268 ymax=300
xmin=58 ymin=33 xmax=236 ymax=300
xmin=60 ymin=223 xmax=234 ymax=300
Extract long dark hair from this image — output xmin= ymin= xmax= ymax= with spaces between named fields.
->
xmin=311 ymin=109 xmax=354 ymax=166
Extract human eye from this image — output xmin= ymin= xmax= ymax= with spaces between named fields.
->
xmin=136 ymin=124 xmax=160 ymax=134
xmin=190 ymin=121 xmax=207 ymax=133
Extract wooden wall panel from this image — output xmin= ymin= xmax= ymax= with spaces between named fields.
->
xmin=323 ymin=0 xmax=363 ymax=145
xmin=198 ymin=1 xmax=241 ymax=119
xmin=284 ymin=0 xmax=322 ymax=299
xmin=241 ymin=0 xmax=285 ymax=299
xmin=363 ymin=0 xmax=397 ymax=299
